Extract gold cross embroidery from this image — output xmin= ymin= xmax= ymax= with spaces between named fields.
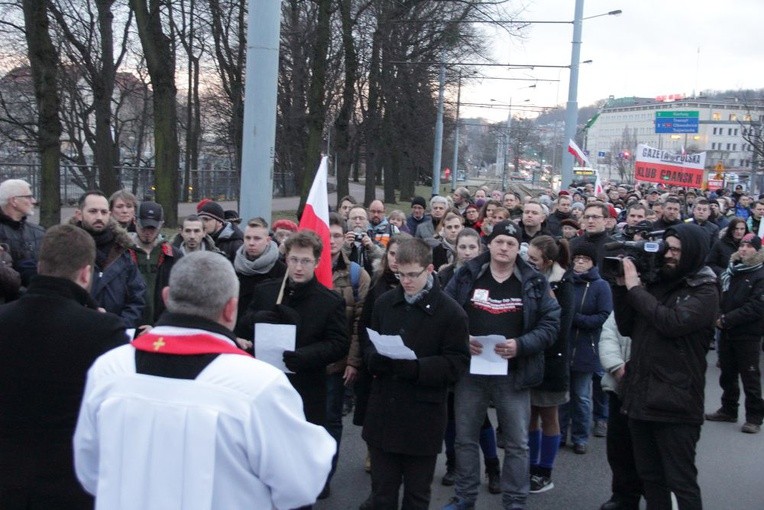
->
xmin=153 ymin=337 xmax=166 ymax=351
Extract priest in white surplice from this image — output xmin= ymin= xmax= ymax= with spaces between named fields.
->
xmin=73 ymin=251 xmax=335 ymax=510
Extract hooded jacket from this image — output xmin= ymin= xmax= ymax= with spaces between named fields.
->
xmin=70 ymin=218 xmax=146 ymax=328
xmin=211 ymin=221 xmax=244 ymax=262
xmin=569 ymin=266 xmax=613 ymax=373
xmin=613 ymin=223 xmax=720 ymax=424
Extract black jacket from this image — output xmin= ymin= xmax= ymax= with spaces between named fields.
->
xmin=614 ymin=223 xmax=720 ymax=424
xmin=362 ymin=280 xmax=470 ymax=456
xmin=0 ymin=209 xmax=45 ymax=287
xmin=0 ymin=276 xmax=126 ymax=506
xmin=235 ymin=260 xmax=287 ymax=331
xmin=546 ymin=210 xmax=571 ymax=237
xmin=211 ymin=221 xmax=244 ymax=262
xmin=569 ymin=230 xmax=616 ymax=268
xmin=719 ymin=250 xmax=764 ymax=340
xmin=236 ymin=276 xmax=348 ymax=425
xmin=537 ymin=265 xmax=574 ymax=392
xmin=706 ymin=234 xmax=739 ymax=277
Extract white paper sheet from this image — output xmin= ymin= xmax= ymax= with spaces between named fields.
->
xmin=125 ymin=329 xmax=135 ymax=341
xmin=469 ymin=335 xmax=509 ymax=375
xmin=366 ymin=328 xmax=417 ymax=360
xmin=255 ymin=323 xmax=297 ymax=373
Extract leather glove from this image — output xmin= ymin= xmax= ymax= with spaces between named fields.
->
xmin=283 ymin=350 xmax=309 ymax=372
xmin=392 ymin=359 xmax=419 ymax=381
xmin=367 ymin=353 xmax=393 ymax=376
xmin=253 ymin=304 xmax=300 ymax=326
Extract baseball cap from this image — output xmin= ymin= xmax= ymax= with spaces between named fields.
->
xmin=137 ymin=201 xmax=164 ymax=228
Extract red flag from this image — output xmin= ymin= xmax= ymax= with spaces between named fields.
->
xmin=299 ymin=157 xmax=332 ymax=289
xmin=567 ymin=139 xmax=591 ymax=167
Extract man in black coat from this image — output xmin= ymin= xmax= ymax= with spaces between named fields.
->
xmin=362 ymin=238 xmax=470 ymax=509
xmin=236 ymin=230 xmax=348 ymax=426
xmin=0 ymin=225 xmax=126 ymax=509
xmin=706 ymin=234 xmax=764 ymax=434
xmin=0 ymin=178 xmax=45 ymax=291
xmin=613 ymin=223 xmax=719 ymax=509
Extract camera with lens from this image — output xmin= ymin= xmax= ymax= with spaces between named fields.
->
xmin=353 ymin=230 xmax=366 ymax=242
xmin=602 ymin=230 xmax=666 ymax=284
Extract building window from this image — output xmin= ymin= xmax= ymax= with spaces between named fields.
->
xmin=711 ymin=142 xmax=716 ymax=150
xmin=744 ymin=114 xmax=752 ymax=121
xmin=712 ymin=112 xmax=721 ymax=121
xmin=729 ymin=114 xmax=737 ymax=121
xmin=727 ymin=143 xmax=732 ymax=150
xmin=733 ymin=144 xmax=737 ymax=151
xmin=728 ymin=128 xmax=733 ymax=136
xmin=712 ymin=127 xmax=717 ymax=135
xmin=734 ymin=128 xmax=739 ymax=136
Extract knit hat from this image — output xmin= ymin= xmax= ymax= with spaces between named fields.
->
xmin=606 ymin=204 xmax=618 ymax=219
xmin=572 ymin=242 xmax=598 ymax=266
xmin=571 ymin=202 xmax=585 ymax=211
xmin=198 ymin=201 xmax=225 ymax=223
xmin=224 ymin=210 xmax=242 ymax=224
xmin=558 ymin=190 xmax=571 ymax=196
xmin=411 ymin=196 xmax=427 ymax=209
xmin=741 ymin=233 xmax=762 ymax=251
xmin=196 ymin=198 xmax=213 ymax=212
xmin=137 ymin=201 xmax=163 ymax=228
xmin=486 ymin=220 xmax=522 ymax=245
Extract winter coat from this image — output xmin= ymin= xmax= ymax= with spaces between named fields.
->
xmin=0 ymin=275 xmax=126 ymax=504
xmin=132 ymin=240 xmax=181 ymax=325
xmin=235 ymin=259 xmax=287 ymax=329
xmin=445 ymin=251 xmax=561 ymax=390
xmin=706 ymin=235 xmax=739 ymax=276
xmin=599 ymin=312 xmax=631 ymax=395
xmin=237 ymin=276 xmax=349 ymax=425
xmin=328 ymin=252 xmax=371 ymax=374
xmin=406 ymin=214 xmax=430 ymax=236
xmin=569 ymin=266 xmax=613 ymax=373
xmin=353 ymin=271 xmax=399 ymax=426
xmin=171 ymin=232 xmax=224 ymax=255
xmin=0 ymin=247 xmax=20 ymax=303
xmin=211 ymin=221 xmax=244 ymax=262
xmin=537 ymin=263 xmax=574 ymax=392
xmin=0 ymin=209 xmax=45 ymax=287
xmin=362 ymin=281 xmax=470 ymax=456
xmin=546 ymin=210 xmax=571 ymax=237
xmin=71 ymin=219 xmax=146 ymax=328
xmin=614 ymin=223 xmax=720 ymax=424
xmin=718 ymin=250 xmax=764 ymax=340
xmin=686 ymin=218 xmax=720 ymax=249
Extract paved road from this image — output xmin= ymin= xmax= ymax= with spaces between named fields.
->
xmin=316 ymin=351 xmax=764 ymax=509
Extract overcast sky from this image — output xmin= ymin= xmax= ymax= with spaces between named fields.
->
xmin=459 ymin=0 xmax=764 ymax=122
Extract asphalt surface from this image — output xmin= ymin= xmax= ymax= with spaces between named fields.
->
xmin=315 ymin=351 xmax=764 ymax=510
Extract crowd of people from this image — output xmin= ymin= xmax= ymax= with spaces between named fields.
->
xmin=1 ymin=176 xmax=763 ymax=510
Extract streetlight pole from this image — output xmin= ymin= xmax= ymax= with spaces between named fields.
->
xmin=451 ymin=70 xmax=462 ymax=192
xmin=561 ymin=0 xmax=585 ymax=190
xmin=432 ymin=60 xmax=446 ymax=197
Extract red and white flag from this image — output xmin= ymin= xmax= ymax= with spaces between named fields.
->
xmin=298 ymin=156 xmax=332 ymax=289
xmin=567 ymin=139 xmax=590 ymax=167
xmin=594 ymin=173 xmax=603 ymax=195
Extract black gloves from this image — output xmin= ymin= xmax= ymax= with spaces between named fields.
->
xmin=367 ymin=354 xmax=418 ymax=381
xmin=283 ymin=350 xmax=309 ymax=372
xmin=253 ymin=304 xmax=301 ymax=326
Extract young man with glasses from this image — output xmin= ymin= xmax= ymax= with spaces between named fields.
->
xmin=237 ymin=230 xmax=349 ymax=430
xmin=362 ymin=237 xmax=470 ymax=510
xmin=0 ymin=179 xmax=45 ymax=292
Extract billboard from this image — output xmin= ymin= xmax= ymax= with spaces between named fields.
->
xmin=634 ymin=144 xmax=706 ymax=187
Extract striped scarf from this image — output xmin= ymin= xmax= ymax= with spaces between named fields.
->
xmin=720 ymin=258 xmax=763 ymax=292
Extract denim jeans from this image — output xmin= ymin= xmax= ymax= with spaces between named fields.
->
xmin=325 ymin=373 xmax=345 ymax=481
xmin=592 ymin=372 xmax=609 ymax=422
xmin=559 ymin=370 xmax=592 ymax=446
xmin=454 ymin=374 xmax=530 ymax=509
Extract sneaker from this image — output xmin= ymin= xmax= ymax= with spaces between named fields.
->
xmin=441 ymin=467 xmax=456 ymax=486
xmin=742 ymin=422 xmax=761 ymax=434
xmin=573 ymin=443 xmax=587 ymax=454
xmin=593 ymin=420 xmax=608 ymax=437
xmin=530 ymin=475 xmax=555 ymax=494
xmin=705 ymin=409 xmax=737 ymax=422
xmin=442 ymin=496 xmax=475 ymax=510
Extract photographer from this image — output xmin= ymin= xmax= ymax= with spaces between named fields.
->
xmin=345 ymin=205 xmax=384 ymax=275
xmin=612 ymin=223 xmax=719 ymax=509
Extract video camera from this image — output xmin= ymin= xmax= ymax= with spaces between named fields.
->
xmin=601 ymin=230 xmax=666 ymax=284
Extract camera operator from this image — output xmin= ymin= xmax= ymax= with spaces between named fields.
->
xmin=612 ymin=223 xmax=719 ymax=509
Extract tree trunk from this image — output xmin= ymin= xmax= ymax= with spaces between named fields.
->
xmin=333 ymin=0 xmax=357 ymax=206
xmin=93 ymin=0 xmax=119 ymax=195
xmin=130 ymin=0 xmax=180 ymax=226
xmin=22 ymin=0 xmax=62 ymax=227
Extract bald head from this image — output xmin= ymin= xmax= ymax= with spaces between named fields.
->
xmin=369 ymin=200 xmax=386 ymax=226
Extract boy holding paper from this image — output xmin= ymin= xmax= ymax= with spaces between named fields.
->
xmin=362 ymin=238 xmax=470 ymax=510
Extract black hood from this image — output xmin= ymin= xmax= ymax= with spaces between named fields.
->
xmin=663 ymin=223 xmax=710 ymax=278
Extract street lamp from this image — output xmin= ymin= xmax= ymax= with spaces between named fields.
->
xmin=561 ymin=3 xmax=622 ymax=189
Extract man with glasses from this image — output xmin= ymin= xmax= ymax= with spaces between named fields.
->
xmin=570 ymin=202 xmax=616 ymax=268
xmin=363 ymin=237 xmax=469 ymax=509
xmin=368 ymin=200 xmax=399 ymax=248
xmin=613 ymin=223 xmax=718 ymax=509
xmin=0 ymin=179 xmax=45 ymax=292
xmin=237 ymin=230 xmax=349 ymax=429
xmin=443 ymin=220 xmax=560 ymax=510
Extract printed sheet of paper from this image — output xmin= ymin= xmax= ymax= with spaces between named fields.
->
xmin=469 ymin=335 xmax=508 ymax=375
xmin=125 ymin=329 xmax=136 ymax=341
xmin=366 ymin=328 xmax=417 ymax=360
xmin=255 ymin=323 xmax=297 ymax=373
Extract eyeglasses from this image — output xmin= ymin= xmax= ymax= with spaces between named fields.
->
xmin=13 ymin=194 xmax=34 ymax=200
xmin=394 ymin=268 xmax=427 ymax=280
xmin=583 ymin=215 xmax=604 ymax=220
xmin=286 ymin=256 xmax=316 ymax=266
xmin=666 ymin=246 xmax=682 ymax=255
xmin=573 ymin=256 xmax=592 ymax=262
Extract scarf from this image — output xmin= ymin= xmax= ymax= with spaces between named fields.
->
xmin=404 ymin=274 xmax=434 ymax=304
xmin=720 ymin=256 xmax=763 ymax=292
xmin=90 ymin=226 xmax=115 ymax=269
xmin=233 ymin=240 xmax=280 ymax=276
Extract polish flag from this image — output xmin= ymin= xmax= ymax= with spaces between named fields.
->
xmin=567 ymin=139 xmax=590 ymax=167
xmin=594 ymin=173 xmax=604 ymax=195
xmin=298 ymin=156 xmax=333 ymax=289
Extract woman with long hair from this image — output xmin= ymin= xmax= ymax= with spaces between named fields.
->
xmin=525 ymin=235 xmax=575 ymax=493
xmin=707 ymin=217 xmax=749 ymax=276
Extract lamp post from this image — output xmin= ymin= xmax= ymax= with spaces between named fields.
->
xmin=561 ymin=3 xmax=622 ymax=190
xmin=432 ymin=60 xmax=446 ymax=197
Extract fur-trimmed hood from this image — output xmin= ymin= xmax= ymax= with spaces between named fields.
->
xmin=68 ymin=216 xmax=133 ymax=249
xmin=729 ymin=248 xmax=764 ymax=267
